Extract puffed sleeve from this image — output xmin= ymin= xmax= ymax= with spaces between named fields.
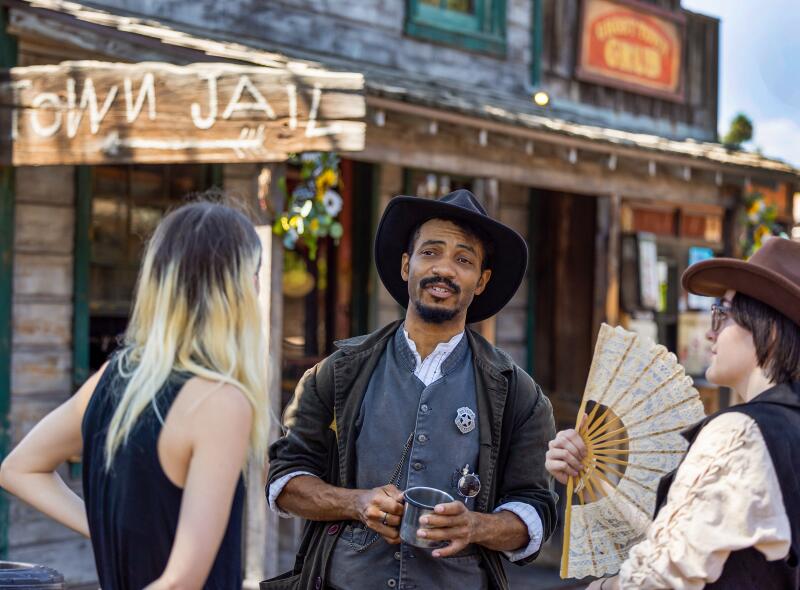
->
xmin=618 ymin=412 xmax=791 ymax=590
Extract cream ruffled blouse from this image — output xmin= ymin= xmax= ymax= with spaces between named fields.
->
xmin=618 ymin=411 xmax=791 ymax=589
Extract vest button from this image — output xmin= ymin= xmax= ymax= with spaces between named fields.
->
xmin=417 ymin=434 xmax=428 ymax=443
xmin=420 ymin=404 xmax=429 ymax=413
xmin=327 ymin=524 xmax=340 ymax=535
xmin=412 ymin=462 xmax=424 ymax=471
xmin=387 ymin=579 xmax=397 ymax=588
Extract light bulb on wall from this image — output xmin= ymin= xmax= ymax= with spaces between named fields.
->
xmin=532 ymin=91 xmax=550 ymax=107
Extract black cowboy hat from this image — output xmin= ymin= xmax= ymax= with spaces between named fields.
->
xmin=374 ymin=189 xmax=528 ymax=324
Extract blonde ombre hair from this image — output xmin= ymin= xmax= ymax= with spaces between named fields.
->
xmin=105 ymin=201 xmax=268 ymax=470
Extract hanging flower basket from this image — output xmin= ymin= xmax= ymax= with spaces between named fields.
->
xmin=741 ymin=192 xmax=789 ymax=258
xmin=273 ymin=152 xmax=344 ymax=260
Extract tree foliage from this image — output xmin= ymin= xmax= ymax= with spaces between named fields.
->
xmin=723 ymin=113 xmax=754 ymax=148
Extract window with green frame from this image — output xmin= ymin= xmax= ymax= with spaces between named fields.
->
xmin=405 ymin=0 xmax=506 ymax=56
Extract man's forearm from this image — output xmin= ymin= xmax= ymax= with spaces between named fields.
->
xmin=276 ymin=475 xmax=360 ymax=521
xmin=471 ymin=510 xmax=529 ymax=552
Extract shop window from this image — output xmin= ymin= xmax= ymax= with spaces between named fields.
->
xmin=619 ymin=200 xmax=727 ymax=413
xmin=405 ymin=0 xmax=506 ymax=56
xmin=88 ymin=164 xmax=215 ymax=370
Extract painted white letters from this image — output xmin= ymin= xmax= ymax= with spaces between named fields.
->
xmin=221 ymin=75 xmax=276 ymax=120
xmin=305 ymin=83 xmax=340 ymax=137
xmin=66 ymin=77 xmax=119 ymax=137
xmin=191 ymin=73 xmax=219 ymax=130
xmin=29 ymin=92 xmax=62 ymax=138
xmin=124 ymin=73 xmax=156 ymax=123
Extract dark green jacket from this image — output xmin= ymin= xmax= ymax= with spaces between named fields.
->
xmin=264 ymin=321 xmax=558 ymax=590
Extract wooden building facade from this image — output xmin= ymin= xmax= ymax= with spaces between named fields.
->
xmin=1 ymin=0 xmax=799 ymax=586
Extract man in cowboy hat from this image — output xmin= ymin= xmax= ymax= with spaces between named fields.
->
xmin=264 ymin=189 xmax=557 ymax=590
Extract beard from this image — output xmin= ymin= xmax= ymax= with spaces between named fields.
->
xmin=413 ymin=276 xmax=462 ymax=324
xmin=414 ymin=300 xmax=460 ymax=324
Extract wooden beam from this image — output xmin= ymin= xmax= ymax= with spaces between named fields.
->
xmin=604 ymin=195 xmax=622 ymax=327
xmin=470 ymin=178 xmax=498 ymax=344
xmin=526 ymin=188 xmax=540 ymax=375
xmin=72 ymin=166 xmax=90 ymax=389
xmin=362 ymin=124 xmax=726 ymax=205
xmin=0 ymin=166 xmax=13 ymax=560
xmin=223 ymin=161 xmax=286 ymax=586
xmin=0 ymin=5 xmax=16 ymax=559
xmin=246 ymin=224 xmax=274 ymax=589
xmin=530 ymin=0 xmax=544 ymax=87
xmin=335 ymin=158 xmax=354 ymax=341
xmin=256 ymin=163 xmax=286 ymax=583
xmin=1 ymin=61 xmax=365 ymax=165
xmin=365 ymin=95 xmax=798 ymax=180
xmin=7 ymin=5 xmax=234 ymax=66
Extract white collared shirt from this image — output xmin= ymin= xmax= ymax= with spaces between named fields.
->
xmin=402 ymin=328 xmax=464 ymax=386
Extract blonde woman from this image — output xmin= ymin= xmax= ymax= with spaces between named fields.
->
xmin=0 ymin=201 xmax=269 ymax=589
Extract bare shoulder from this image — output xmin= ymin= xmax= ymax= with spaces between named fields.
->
xmin=73 ymin=360 xmax=112 ymax=414
xmin=178 ymin=377 xmax=254 ymax=428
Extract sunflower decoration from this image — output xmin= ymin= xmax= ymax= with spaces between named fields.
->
xmin=741 ymin=192 xmax=788 ymax=258
xmin=274 ymin=152 xmax=345 ymax=259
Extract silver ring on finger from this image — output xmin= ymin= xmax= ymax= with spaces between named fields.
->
xmin=381 ymin=511 xmax=389 ymax=526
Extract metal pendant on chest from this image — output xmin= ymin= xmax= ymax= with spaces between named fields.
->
xmin=454 ymin=406 xmax=476 ymax=434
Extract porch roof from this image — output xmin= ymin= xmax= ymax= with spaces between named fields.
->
xmin=4 ymin=0 xmax=798 ymax=180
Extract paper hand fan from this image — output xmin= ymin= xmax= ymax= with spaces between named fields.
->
xmin=560 ymin=323 xmax=706 ymax=579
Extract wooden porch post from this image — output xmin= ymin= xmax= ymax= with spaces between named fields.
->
xmin=471 ymin=178 xmax=499 ymax=343
xmin=243 ymin=163 xmax=286 ymax=587
xmin=0 ymin=6 xmax=17 ymax=558
xmin=597 ymin=194 xmax=621 ymax=330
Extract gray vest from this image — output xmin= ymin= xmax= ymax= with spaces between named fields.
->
xmin=328 ymin=327 xmax=487 ymax=590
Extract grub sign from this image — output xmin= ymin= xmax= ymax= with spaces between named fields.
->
xmin=577 ymin=0 xmax=684 ymax=102
xmin=0 ymin=61 xmax=366 ymax=165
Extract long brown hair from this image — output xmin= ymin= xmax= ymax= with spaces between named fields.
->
xmin=107 ymin=200 xmax=268 ymax=469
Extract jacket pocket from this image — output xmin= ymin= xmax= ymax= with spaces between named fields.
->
xmin=338 ymin=522 xmax=379 ymax=553
xmin=259 ymin=571 xmax=301 ymax=590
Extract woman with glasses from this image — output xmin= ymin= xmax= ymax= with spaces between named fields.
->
xmin=546 ymin=237 xmax=800 ymax=589
xmin=0 ymin=200 xmax=269 ymax=589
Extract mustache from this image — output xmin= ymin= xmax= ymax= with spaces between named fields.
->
xmin=419 ymin=276 xmax=461 ymax=294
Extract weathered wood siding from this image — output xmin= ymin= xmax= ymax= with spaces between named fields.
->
xmin=494 ymin=182 xmax=529 ymax=368
xmin=531 ymin=190 xmax=598 ymax=428
xmin=82 ymin=0 xmax=534 ymax=94
xmin=8 ymin=165 xmax=98 ymax=586
xmin=541 ymin=0 xmax=719 ymax=140
xmin=371 ymin=163 xmax=405 ymax=331
xmin=81 ymin=0 xmax=718 ymax=141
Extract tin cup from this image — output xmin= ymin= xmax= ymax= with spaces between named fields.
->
xmin=400 ymin=486 xmax=454 ymax=549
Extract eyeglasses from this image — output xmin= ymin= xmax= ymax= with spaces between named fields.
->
xmin=710 ymin=302 xmax=733 ymax=333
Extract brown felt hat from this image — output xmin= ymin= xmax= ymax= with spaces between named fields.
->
xmin=681 ymin=237 xmax=800 ymax=327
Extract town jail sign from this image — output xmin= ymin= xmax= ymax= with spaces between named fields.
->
xmin=0 ymin=61 xmax=366 ymax=165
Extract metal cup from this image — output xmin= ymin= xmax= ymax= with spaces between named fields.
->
xmin=400 ymin=486 xmax=454 ymax=549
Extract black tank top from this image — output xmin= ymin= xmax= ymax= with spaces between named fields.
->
xmin=82 ymin=356 xmax=245 ymax=590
